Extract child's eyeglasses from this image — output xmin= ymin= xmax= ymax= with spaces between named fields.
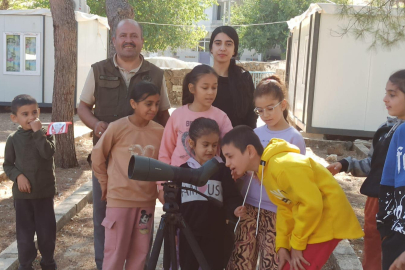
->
xmin=254 ymin=101 xmax=282 ymax=116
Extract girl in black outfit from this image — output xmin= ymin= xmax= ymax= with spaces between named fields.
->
xmin=178 ymin=117 xmax=242 ymax=270
xmin=206 ymin=26 xmax=257 ymax=266
xmin=210 ymin=26 xmax=257 ymax=128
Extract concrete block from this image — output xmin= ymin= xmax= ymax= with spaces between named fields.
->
xmin=86 ymin=191 xmax=93 ymax=204
xmin=73 ymin=186 xmax=92 ymax=196
xmin=75 ymin=195 xmax=88 ymax=213
xmin=333 ymin=255 xmax=363 ymax=270
xmin=54 ymin=202 xmax=76 ymax=218
xmin=0 ymin=256 xmax=18 ymax=270
xmin=0 ymin=241 xmax=19 ymax=270
xmin=1 ymin=241 xmax=18 ymax=255
xmin=55 ymin=213 xmax=73 ymax=232
xmin=331 ymin=240 xmax=363 ymax=270
xmin=354 ymin=143 xmax=369 ymax=159
xmin=62 ymin=194 xmax=86 ymax=210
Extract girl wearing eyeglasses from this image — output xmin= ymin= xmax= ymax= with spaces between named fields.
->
xmin=227 ymin=75 xmax=306 ymax=270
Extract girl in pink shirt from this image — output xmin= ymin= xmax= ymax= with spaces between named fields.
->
xmin=158 ymin=65 xmax=233 ymax=167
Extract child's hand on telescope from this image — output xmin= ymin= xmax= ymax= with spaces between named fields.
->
xmin=234 ymin=206 xmax=247 ymax=219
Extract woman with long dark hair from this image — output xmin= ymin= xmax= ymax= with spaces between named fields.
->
xmin=209 ymin=26 xmax=257 ymax=128
xmin=206 ymin=26 xmax=257 ymax=267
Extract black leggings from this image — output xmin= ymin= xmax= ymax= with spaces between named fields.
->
xmin=382 ymin=231 xmax=405 ymax=270
xmin=179 ymin=231 xmax=224 ymax=270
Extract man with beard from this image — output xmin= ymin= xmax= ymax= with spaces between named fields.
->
xmin=77 ymin=19 xmax=170 ymax=270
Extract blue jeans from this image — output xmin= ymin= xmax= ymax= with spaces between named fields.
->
xmin=92 ymin=172 xmax=106 ymax=270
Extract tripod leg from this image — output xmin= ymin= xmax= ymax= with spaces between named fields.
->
xmin=168 ymin=223 xmax=178 ymax=270
xmin=147 ymin=216 xmax=166 ymax=270
xmin=179 ymin=217 xmax=211 ymax=270
xmin=163 ymin=231 xmax=171 ymax=270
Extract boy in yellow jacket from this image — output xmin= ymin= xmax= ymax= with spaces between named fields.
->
xmin=222 ymin=126 xmax=363 ymax=270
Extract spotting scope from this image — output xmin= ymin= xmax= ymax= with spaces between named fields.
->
xmin=128 ymin=155 xmax=220 ymax=187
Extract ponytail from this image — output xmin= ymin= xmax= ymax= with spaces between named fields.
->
xmin=182 ymin=72 xmax=194 ymax=105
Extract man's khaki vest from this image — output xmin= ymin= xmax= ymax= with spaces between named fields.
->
xmin=91 ymin=57 xmax=163 ymax=145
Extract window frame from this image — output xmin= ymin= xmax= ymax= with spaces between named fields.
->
xmin=3 ymin=32 xmax=41 ymax=76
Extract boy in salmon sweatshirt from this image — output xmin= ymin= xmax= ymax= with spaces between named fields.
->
xmin=222 ymin=125 xmax=364 ymax=270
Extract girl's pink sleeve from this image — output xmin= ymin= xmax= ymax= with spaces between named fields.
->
xmin=158 ymin=114 xmax=177 ymax=164
xmin=220 ymin=114 xmax=233 ymax=137
xmin=157 ymin=114 xmax=177 ymax=189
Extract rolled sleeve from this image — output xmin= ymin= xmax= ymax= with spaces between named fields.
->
xmin=159 ymin=75 xmax=171 ymax=111
xmin=80 ymin=68 xmax=96 ymax=105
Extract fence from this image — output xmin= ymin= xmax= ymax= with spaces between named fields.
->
xmin=250 ymin=71 xmax=275 ymax=87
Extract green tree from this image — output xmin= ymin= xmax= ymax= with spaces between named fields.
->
xmin=9 ymin=0 xmax=216 ymax=52
xmin=231 ymin=0 xmax=319 ymax=58
xmin=338 ymin=0 xmax=405 ymax=49
xmin=9 ymin=0 xmax=106 ymax=14
xmin=129 ymin=0 xmax=214 ymax=52
xmin=9 ymin=0 xmax=49 ymax=9
xmin=0 ymin=0 xmax=10 ymax=9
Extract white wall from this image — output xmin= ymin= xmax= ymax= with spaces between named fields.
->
xmin=0 ymin=15 xmax=44 ymax=103
xmin=311 ymin=13 xmax=391 ymax=132
xmin=77 ymin=19 xmax=108 ymax=106
xmin=174 ymin=49 xmax=199 ymax=63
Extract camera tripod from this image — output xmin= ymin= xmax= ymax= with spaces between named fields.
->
xmin=147 ymin=182 xmax=222 ymax=270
